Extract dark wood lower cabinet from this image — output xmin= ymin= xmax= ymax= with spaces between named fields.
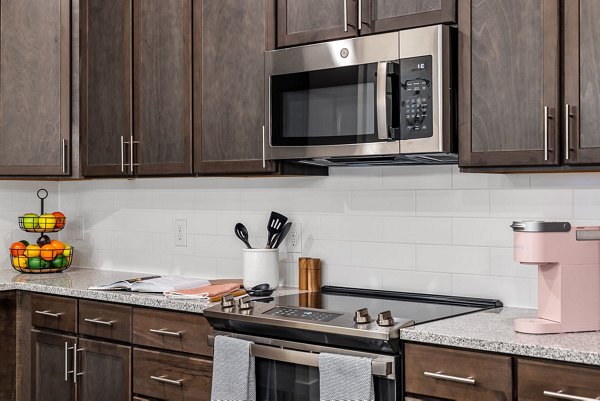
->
xmin=77 ymin=338 xmax=132 ymax=401
xmin=31 ymin=330 xmax=77 ymax=401
xmin=0 ymin=292 xmax=16 ymax=401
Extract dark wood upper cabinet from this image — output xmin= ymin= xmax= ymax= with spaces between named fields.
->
xmin=564 ymin=0 xmax=600 ymax=165
xmin=458 ymin=0 xmax=560 ymax=168
xmin=0 ymin=0 xmax=70 ymax=176
xmin=81 ymin=0 xmax=132 ymax=177
xmin=134 ymin=0 xmax=192 ymax=176
xmin=277 ymin=0 xmax=357 ymax=47
xmin=360 ymin=0 xmax=456 ymax=35
xmin=194 ymin=0 xmax=278 ymax=174
xmin=77 ymin=338 xmax=132 ymax=401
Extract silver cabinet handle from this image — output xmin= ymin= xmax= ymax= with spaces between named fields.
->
xmin=130 ymin=135 xmax=140 ymax=175
xmin=84 ymin=318 xmax=114 ymax=326
xmin=544 ymin=106 xmax=552 ymax=161
xmin=149 ymin=328 xmax=184 ymax=337
xmin=343 ymin=0 xmax=348 ymax=32
xmin=565 ymin=104 xmax=573 ymax=160
xmin=120 ymin=136 xmax=126 ymax=173
xmin=64 ymin=342 xmax=69 ymax=381
xmin=544 ymin=390 xmax=600 ymax=401
xmin=74 ymin=345 xmax=84 ymax=383
xmin=35 ymin=310 xmax=63 ymax=318
xmin=61 ymin=138 xmax=68 ymax=174
xmin=423 ymin=371 xmax=476 ymax=385
xmin=150 ymin=375 xmax=184 ymax=386
xmin=262 ymin=125 xmax=266 ymax=168
xmin=376 ymin=61 xmax=390 ymax=140
xmin=358 ymin=0 xmax=362 ymax=30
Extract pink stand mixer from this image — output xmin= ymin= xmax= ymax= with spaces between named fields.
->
xmin=511 ymin=221 xmax=600 ymax=334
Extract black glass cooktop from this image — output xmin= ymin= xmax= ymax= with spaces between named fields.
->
xmin=259 ymin=286 xmax=502 ymax=326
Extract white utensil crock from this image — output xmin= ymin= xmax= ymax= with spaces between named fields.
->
xmin=243 ymin=248 xmax=279 ymax=290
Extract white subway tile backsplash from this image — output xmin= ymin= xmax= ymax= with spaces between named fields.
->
xmin=349 ymin=242 xmax=415 ymax=270
xmin=490 ymin=189 xmax=573 ymax=219
xmin=382 ymin=217 xmax=452 ymax=244
xmin=0 ymin=164 xmax=595 ymax=308
xmin=416 ymin=190 xmax=489 ymax=217
xmin=382 ymin=165 xmax=452 ymax=189
xmin=416 ymin=245 xmax=489 ymax=275
xmin=452 ymin=218 xmax=513 ymax=247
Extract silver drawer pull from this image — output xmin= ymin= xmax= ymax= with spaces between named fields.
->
xmin=84 ymin=318 xmax=114 ymax=326
xmin=424 ymin=371 xmax=476 ymax=385
xmin=149 ymin=328 xmax=184 ymax=337
xmin=544 ymin=390 xmax=600 ymax=401
xmin=35 ymin=310 xmax=63 ymax=318
xmin=150 ymin=375 xmax=184 ymax=386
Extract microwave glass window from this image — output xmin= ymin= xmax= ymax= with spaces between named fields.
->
xmin=282 ymin=83 xmax=375 ymax=138
xmin=271 ymin=63 xmax=389 ymax=146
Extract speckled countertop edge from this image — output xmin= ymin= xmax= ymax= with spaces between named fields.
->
xmin=400 ymin=308 xmax=600 ymax=366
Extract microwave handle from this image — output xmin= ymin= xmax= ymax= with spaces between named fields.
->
xmin=376 ymin=61 xmax=389 ymax=140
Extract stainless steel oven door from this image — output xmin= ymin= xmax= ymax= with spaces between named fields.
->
xmin=208 ymin=331 xmax=399 ymax=401
xmin=265 ymin=32 xmax=401 ymax=161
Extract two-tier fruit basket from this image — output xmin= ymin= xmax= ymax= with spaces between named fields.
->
xmin=9 ymin=189 xmax=74 ymax=273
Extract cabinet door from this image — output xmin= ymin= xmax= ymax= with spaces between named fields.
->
xmin=77 ymin=338 xmax=132 ymax=401
xmin=564 ymin=0 xmax=600 ymax=164
xmin=360 ymin=0 xmax=456 ymax=35
xmin=0 ymin=292 xmax=16 ymax=401
xmin=194 ymin=0 xmax=277 ymax=174
xmin=31 ymin=330 xmax=76 ymax=401
xmin=277 ymin=0 xmax=357 ymax=47
xmin=133 ymin=0 xmax=192 ymax=176
xmin=458 ymin=0 xmax=560 ymax=167
xmin=81 ymin=0 xmax=132 ymax=177
xmin=0 ymin=0 xmax=70 ymax=176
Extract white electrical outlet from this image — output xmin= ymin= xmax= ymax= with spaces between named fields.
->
xmin=286 ymin=223 xmax=302 ymax=253
xmin=174 ymin=219 xmax=187 ymax=247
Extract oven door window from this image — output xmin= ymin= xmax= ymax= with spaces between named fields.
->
xmin=270 ymin=63 xmax=395 ymax=146
xmin=255 ymin=358 xmax=397 ymax=401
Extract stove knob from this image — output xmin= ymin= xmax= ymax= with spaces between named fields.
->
xmin=238 ymin=295 xmax=254 ymax=310
xmin=376 ymin=310 xmax=394 ymax=327
xmin=354 ymin=308 xmax=372 ymax=324
xmin=221 ymin=294 xmax=236 ymax=308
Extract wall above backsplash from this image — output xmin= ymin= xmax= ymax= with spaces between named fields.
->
xmin=6 ymin=166 xmax=600 ymax=308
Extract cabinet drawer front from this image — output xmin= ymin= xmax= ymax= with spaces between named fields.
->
xmin=132 ymin=307 xmax=212 ymax=356
xmin=133 ymin=348 xmax=212 ymax=401
xmin=518 ymin=358 xmax=600 ymax=401
xmin=404 ymin=343 xmax=512 ymax=401
xmin=31 ymin=294 xmax=77 ymax=333
xmin=79 ymin=300 xmax=132 ymax=342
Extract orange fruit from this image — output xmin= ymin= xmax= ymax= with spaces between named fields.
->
xmin=24 ymin=244 xmax=41 ymax=258
xmin=40 ymin=244 xmax=58 ymax=261
xmin=52 ymin=212 xmax=65 ymax=229
xmin=10 ymin=241 xmax=26 ymax=257
xmin=50 ymin=240 xmax=64 ymax=254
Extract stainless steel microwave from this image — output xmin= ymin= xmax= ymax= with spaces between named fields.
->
xmin=264 ymin=25 xmax=456 ymax=166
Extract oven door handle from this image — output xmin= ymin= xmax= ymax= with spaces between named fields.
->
xmin=376 ymin=61 xmax=390 ymax=141
xmin=207 ymin=334 xmax=393 ymax=379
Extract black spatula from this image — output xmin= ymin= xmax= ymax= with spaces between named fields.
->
xmin=266 ymin=211 xmax=288 ymax=249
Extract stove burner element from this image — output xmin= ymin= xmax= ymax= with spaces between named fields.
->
xmin=377 ymin=310 xmax=394 ymax=327
xmin=354 ymin=308 xmax=372 ymax=324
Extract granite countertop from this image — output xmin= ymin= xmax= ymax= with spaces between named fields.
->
xmin=0 ymin=267 xmax=301 ymax=313
xmin=400 ymin=307 xmax=600 ymax=366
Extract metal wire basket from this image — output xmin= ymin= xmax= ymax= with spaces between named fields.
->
xmin=9 ymin=245 xmax=74 ymax=274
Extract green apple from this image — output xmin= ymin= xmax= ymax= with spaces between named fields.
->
xmin=22 ymin=213 xmax=39 ymax=230
xmin=27 ymin=257 xmax=43 ymax=269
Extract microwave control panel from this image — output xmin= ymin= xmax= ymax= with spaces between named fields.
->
xmin=399 ymin=56 xmax=433 ymax=140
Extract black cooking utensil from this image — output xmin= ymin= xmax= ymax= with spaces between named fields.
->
xmin=234 ymin=223 xmax=252 ymax=249
xmin=266 ymin=211 xmax=288 ymax=248
xmin=247 ymin=283 xmax=274 ymax=297
xmin=272 ymin=221 xmax=292 ymax=249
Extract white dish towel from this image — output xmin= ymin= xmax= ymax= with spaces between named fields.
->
xmin=211 ymin=336 xmax=256 ymax=401
xmin=319 ymin=353 xmax=375 ymax=401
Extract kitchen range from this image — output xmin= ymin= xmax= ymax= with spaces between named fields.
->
xmin=204 ymin=286 xmax=501 ymax=400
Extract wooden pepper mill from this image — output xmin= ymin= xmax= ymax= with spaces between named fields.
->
xmin=299 ymin=257 xmax=321 ymax=292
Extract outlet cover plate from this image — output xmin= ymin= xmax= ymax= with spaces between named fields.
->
xmin=174 ymin=219 xmax=187 ymax=247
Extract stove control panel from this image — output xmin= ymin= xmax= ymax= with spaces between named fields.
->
xmin=263 ymin=307 xmax=341 ymax=322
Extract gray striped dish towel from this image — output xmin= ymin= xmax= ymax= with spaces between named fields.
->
xmin=319 ymin=353 xmax=375 ymax=401
xmin=211 ymin=336 xmax=256 ymax=401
